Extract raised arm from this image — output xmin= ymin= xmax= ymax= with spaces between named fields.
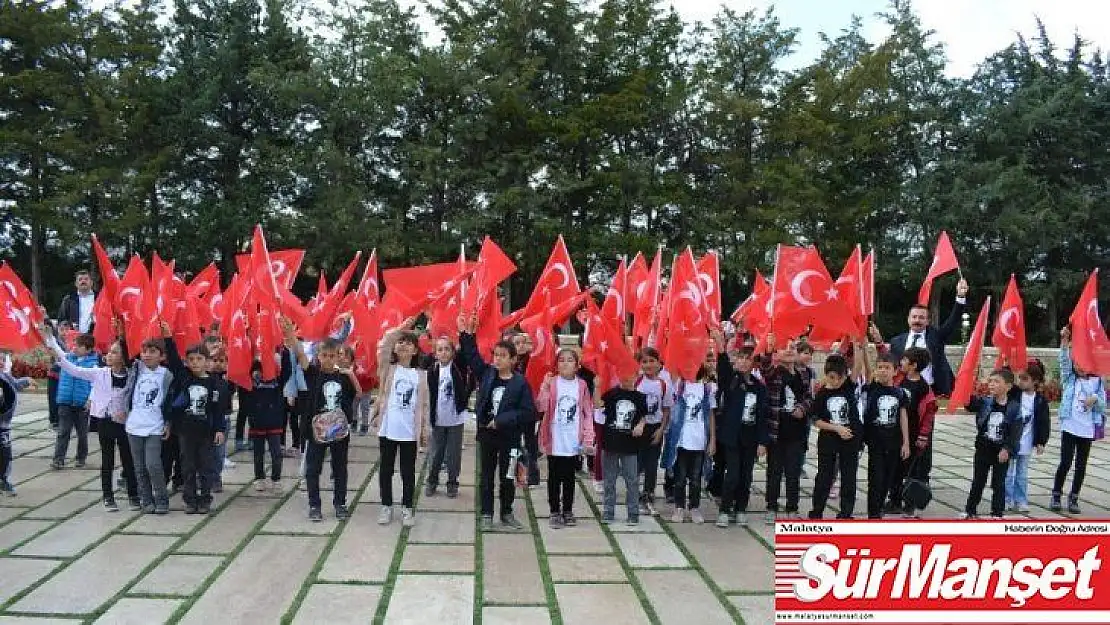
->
xmin=935 ymin=279 xmax=969 ymax=343
xmin=44 ymin=333 xmax=102 ymax=383
xmin=281 ymin=317 xmax=310 ymax=370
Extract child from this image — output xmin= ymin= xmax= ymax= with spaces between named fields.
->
xmin=45 ymin=327 xmax=140 ymax=511
xmin=962 ymin=369 xmax=1022 ymax=519
xmin=425 ymin=337 xmax=472 ymax=499
xmin=712 ymin=338 xmax=769 ymax=528
xmin=290 ymin=322 xmax=359 ymax=522
xmin=859 ymin=351 xmax=910 ymax=519
xmin=458 ymin=314 xmax=536 ymax=530
xmin=166 ymin=341 xmax=228 ymax=515
xmin=124 ymin=333 xmax=176 ymax=514
xmin=244 ymin=350 xmax=293 ymax=494
xmin=52 ymin=333 xmax=99 ymax=469
xmin=373 ymin=319 xmax=429 ymax=527
xmin=635 ymin=347 xmax=671 ymax=516
xmin=206 ymin=350 xmax=235 ymax=492
xmin=663 ymin=362 xmax=717 ymax=524
xmin=599 ymin=373 xmax=648 ymax=525
xmin=1053 ymin=327 xmax=1106 ymax=514
xmin=795 ymin=341 xmax=818 ymax=479
xmin=759 ymin=334 xmax=811 ymax=522
xmin=889 ymin=346 xmax=936 ymax=518
xmin=808 ymin=354 xmax=862 ymax=519
xmin=0 ymin=363 xmax=33 ymax=496
xmin=536 ymin=349 xmax=596 ymax=529
xmin=1005 ymin=360 xmax=1050 ymax=513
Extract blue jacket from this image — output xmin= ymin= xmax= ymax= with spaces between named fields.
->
xmin=662 ymin=380 xmax=714 ymax=472
xmin=1058 ymin=348 xmax=1106 ymax=436
xmin=56 ymin=352 xmax=99 ymax=407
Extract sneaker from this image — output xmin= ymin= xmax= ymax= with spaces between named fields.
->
xmin=670 ymin=509 xmax=685 ymax=524
xmin=74 ymin=459 xmax=86 ymax=469
xmin=104 ymin=498 xmax=119 ymax=512
xmin=883 ymin=501 xmax=902 ymax=515
xmin=990 ymin=513 xmax=1005 ymax=520
xmin=425 ymin=483 xmax=438 ymax=497
xmin=627 ymin=516 xmax=640 ymax=526
xmin=50 ymin=460 xmax=64 ymax=470
xmin=481 ymin=515 xmax=494 ymax=531
xmin=223 ymin=458 xmax=236 ymax=469
xmin=142 ymin=504 xmax=156 ymax=514
xmin=185 ymin=504 xmax=198 ymax=515
xmin=270 ymin=479 xmax=281 ymax=493
xmin=0 ymin=480 xmax=16 ymax=497
xmin=378 ymin=506 xmax=393 ymax=525
xmin=593 ymin=481 xmax=604 ymax=494
xmin=644 ymin=500 xmax=658 ymax=517
xmin=716 ymin=514 xmax=729 ymax=528
xmin=563 ymin=512 xmax=577 ymax=527
xmin=154 ymin=505 xmax=169 ymax=515
xmin=601 ymin=513 xmax=615 ymax=524
xmin=309 ymin=506 xmax=323 ymax=522
xmin=737 ymin=512 xmax=749 ymax=527
xmin=1050 ymin=492 xmax=1063 ymax=512
xmin=128 ymin=498 xmax=142 ymax=511
xmin=211 ymin=483 xmax=223 ymax=494
xmin=690 ymin=509 xmax=705 ymax=524
xmin=500 ymin=513 xmax=524 ymax=530
xmin=1068 ymin=495 xmax=1082 ymax=515
xmin=1005 ymin=500 xmax=1015 ymax=512
xmin=1017 ymin=503 xmax=1031 ymax=513
xmin=335 ymin=505 xmax=350 ymax=521
xmin=253 ymin=479 xmax=268 ymax=493
xmin=829 ymin=484 xmax=839 ymax=499
xmin=550 ymin=513 xmax=565 ymax=529
xmin=800 ymin=469 xmax=809 ymax=479
xmin=198 ymin=503 xmax=211 ymax=515
xmin=446 ymin=484 xmax=460 ymax=499
xmin=401 ymin=508 xmax=415 ymax=527
xmin=958 ymin=512 xmax=975 ymax=520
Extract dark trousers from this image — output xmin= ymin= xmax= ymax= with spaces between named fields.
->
xmin=305 ymin=437 xmax=349 ymax=509
xmin=867 ymin=438 xmax=901 ymax=518
xmin=253 ymin=434 xmax=282 ymax=481
xmin=0 ymin=427 xmax=12 ymax=483
xmin=890 ymin=435 xmax=932 ymax=509
xmin=479 ymin=433 xmax=517 ymax=517
xmin=766 ymin=437 xmax=804 ymax=512
xmin=721 ymin=444 xmax=757 ymax=514
xmin=178 ymin=429 xmax=213 ymax=507
xmin=379 ymin=437 xmax=417 ymax=508
xmin=966 ymin=442 xmax=1008 ymax=517
xmin=47 ymin=375 xmax=59 ymax=427
xmin=523 ymin=423 xmax=540 ymax=486
xmin=235 ymin=409 xmax=248 ymax=441
xmin=283 ymin=405 xmax=302 ymax=450
xmin=673 ymin=449 xmax=705 ymax=509
xmin=99 ymin=419 xmax=137 ymax=501
xmin=1054 ymin=431 xmax=1092 ymax=496
xmin=162 ymin=433 xmax=182 ymax=488
xmin=706 ymin=446 xmax=726 ymax=498
xmin=810 ymin=437 xmax=860 ymax=519
xmin=638 ymin=423 xmax=663 ymax=502
xmin=54 ymin=405 xmax=89 ymax=464
xmin=547 ymin=455 xmax=577 ymax=515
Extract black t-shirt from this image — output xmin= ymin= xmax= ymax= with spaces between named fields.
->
xmin=900 ymin=377 xmax=930 ymax=436
xmin=862 ymin=382 xmax=908 ymax=442
xmin=485 ymin=377 xmax=509 ymax=424
xmin=601 ymin=388 xmax=648 ymax=455
xmin=177 ymin=374 xmax=226 ymax=433
xmin=812 ymin=380 xmax=862 ymax=441
xmin=305 ymin=365 xmax=357 ymax=424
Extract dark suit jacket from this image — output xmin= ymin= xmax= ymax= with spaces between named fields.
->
xmin=889 ymin=300 xmax=965 ymax=396
xmin=56 ymin=290 xmax=96 ymax=331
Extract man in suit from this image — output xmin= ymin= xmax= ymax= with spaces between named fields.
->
xmin=875 ymin=278 xmax=969 ymax=397
xmin=55 ymin=270 xmax=97 ymax=334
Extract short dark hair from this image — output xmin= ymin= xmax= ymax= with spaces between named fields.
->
xmin=1025 ymin=359 xmax=1046 ymax=384
xmin=318 ymin=338 xmax=342 ymax=353
xmin=824 ymin=353 xmax=849 ymax=376
xmin=903 ymin=346 xmax=931 ymax=371
xmin=734 ymin=346 xmax=755 ymax=359
xmin=74 ymin=333 xmax=95 ymax=350
xmin=638 ymin=347 xmax=661 ymax=363
xmin=75 ymin=269 xmax=91 ymax=278
xmin=185 ymin=344 xmax=209 ymax=359
xmin=493 ymin=340 xmax=518 ymax=358
xmin=141 ymin=338 xmax=165 ymax=355
xmin=992 ymin=368 xmax=1015 ymax=385
xmin=909 ymin=304 xmax=929 ymax=314
xmin=876 ymin=352 xmax=900 ymax=367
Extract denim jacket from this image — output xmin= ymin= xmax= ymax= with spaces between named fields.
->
xmin=662 ymin=380 xmax=714 ymax=472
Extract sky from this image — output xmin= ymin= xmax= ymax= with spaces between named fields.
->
xmin=399 ymin=0 xmax=1110 ymax=78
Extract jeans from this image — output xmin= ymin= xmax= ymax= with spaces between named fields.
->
xmin=253 ymin=434 xmax=282 ymax=481
xmin=1005 ymin=454 xmax=1031 ymax=506
xmin=426 ymin=424 xmax=463 ymax=488
xmin=638 ymin=423 xmax=663 ymax=502
xmin=1054 ymin=431 xmax=1092 ymax=496
xmin=966 ymin=442 xmax=1008 ymax=517
xmin=129 ymin=433 xmax=168 ymax=509
xmin=54 ymin=405 xmax=89 ymax=464
xmin=547 ymin=455 xmax=577 ymax=515
xmin=721 ymin=444 xmax=757 ymax=514
xmin=673 ymin=449 xmax=705 ymax=509
xmin=810 ymin=437 xmax=860 ymax=519
xmin=379 ymin=437 xmax=417 ymax=508
xmin=99 ymin=419 xmax=137 ymax=501
xmin=305 ymin=437 xmax=349 ymax=509
xmin=603 ymin=451 xmax=639 ymax=520
xmin=478 ymin=432 xmax=517 ymax=517
xmin=867 ymin=437 xmax=901 ymax=519
xmin=766 ymin=438 xmax=804 ymax=512
xmin=209 ymin=416 xmax=230 ymax=488
xmin=178 ymin=429 xmax=213 ymax=507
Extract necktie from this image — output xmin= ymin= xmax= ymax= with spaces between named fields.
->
xmin=910 ymin=334 xmax=921 ymax=349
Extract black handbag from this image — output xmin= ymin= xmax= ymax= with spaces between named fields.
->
xmin=901 ymin=453 xmax=932 ymax=511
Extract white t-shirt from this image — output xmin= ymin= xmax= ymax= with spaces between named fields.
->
xmin=435 ymin=363 xmax=463 ymax=427
xmin=637 ymin=376 xmax=673 ymax=425
xmin=77 ymin=291 xmax=95 ymax=333
xmin=127 ymin=366 xmax=167 ymax=436
xmin=381 ymin=366 xmax=419 ymax=441
xmin=679 ymin=382 xmax=715 ymax=451
xmin=1018 ymin=392 xmax=1035 ymax=456
xmin=551 ymin=377 xmax=581 ymax=457
xmin=1065 ymin=377 xmax=1101 ymax=439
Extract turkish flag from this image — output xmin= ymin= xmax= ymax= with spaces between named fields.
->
xmin=601 ymin=257 xmax=629 ymax=324
xmin=948 ymin=296 xmax=992 ymax=413
xmin=582 ymin=299 xmax=638 ymax=384
xmin=991 ymin=275 xmax=1028 ymax=370
xmin=626 ymin=252 xmax=649 ymax=307
xmin=807 ymin=246 xmax=866 ymax=346
xmin=90 ymin=234 xmax=120 ymax=305
xmin=771 ymin=246 xmax=858 ymax=340
xmin=224 ymin=304 xmax=253 ymax=391
xmin=521 ymin=236 xmax=579 ymax=318
xmin=236 ymin=247 xmax=304 ymax=292
xmin=150 ymin=252 xmax=177 ymax=321
xmin=0 ymin=263 xmax=45 ymax=327
xmin=255 ymin=303 xmax=281 ymax=380
xmin=918 ymin=231 xmax=960 ymax=306
xmin=173 ymin=297 xmax=203 ymax=352
xmin=632 ymin=248 xmax=662 ymax=345
xmin=428 ymin=249 xmax=469 ymax=341
xmin=355 ymin=249 xmax=380 ymax=305
xmin=383 ymin=261 xmax=478 ymax=312
xmin=347 ymin=294 xmax=382 ymax=375
xmin=1068 ymin=270 xmax=1110 ymax=376
xmin=91 ymin=292 xmax=116 ymax=351
xmin=731 ymin=269 xmax=772 ymax=339
xmin=117 ymin=256 xmax=156 ymax=357
xmin=187 ymin=263 xmax=220 ymax=301
xmin=521 ymin=290 xmax=555 ymax=397
xmin=475 ymin=288 xmax=504 ymax=359
xmin=662 ymin=249 xmax=710 ymax=381
xmin=302 ymin=252 xmax=361 ymax=341
xmin=0 ymin=296 xmax=40 ymax=351
xmin=462 ymin=237 xmax=516 ymax=315
xmin=516 ymin=289 xmax=593 ymax=333
xmin=696 ymin=252 xmax=722 ymax=327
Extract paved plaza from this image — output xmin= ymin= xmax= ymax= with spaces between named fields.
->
xmin=1 ymin=393 xmax=1109 ymax=624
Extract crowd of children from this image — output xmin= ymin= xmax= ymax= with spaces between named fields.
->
xmin=6 ymin=293 xmax=1107 ymax=534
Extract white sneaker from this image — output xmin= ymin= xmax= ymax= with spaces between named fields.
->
xmin=594 ymin=481 xmax=604 ymax=494
xmin=690 ymin=509 xmax=705 ymax=524
xmin=671 ymin=509 xmax=685 ymax=524
xmin=223 ymin=458 xmax=236 ymax=470
xmin=765 ymin=511 xmax=776 ymax=525
xmin=253 ymin=479 xmax=268 ymax=492
xmin=378 ymin=506 xmax=393 ymax=525
xmin=401 ymin=507 xmax=416 ymax=527
xmin=715 ymin=514 xmax=729 ymax=528
xmin=737 ymin=512 xmax=749 ymax=527
xmin=1017 ymin=503 xmax=1031 ymax=513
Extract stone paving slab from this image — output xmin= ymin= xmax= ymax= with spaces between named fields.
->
xmin=359 ymin=472 xmax=404 ymax=503
xmin=261 ymin=494 xmax=340 ymax=535
xmin=0 ymin=520 xmax=54 ymax=552
xmin=482 ymin=606 xmax=552 ymax=624
xmin=14 ymin=506 xmax=140 ymax=558
xmin=318 ymin=505 xmax=402 ymax=583
xmin=177 ymin=496 xmax=281 ymax=554
xmin=12 ymin=534 xmax=175 ymax=615
xmin=731 ymin=594 xmax=773 ymax=625
xmin=547 ymin=555 xmax=628 ymax=582
xmin=383 ymin=575 xmax=474 ymax=625
xmin=178 ymin=535 xmax=326 ymax=625
xmin=0 ymin=507 xmax=27 ymax=526
xmin=636 ymin=569 xmax=736 ymax=624
xmin=0 ymin=618 xmax=82 ymax=624
xmin=91 ymin=598 xmax=182 ymax=625
xmin=538 ymin=518 xmax=611 ymax=555
xmin=555 ymin=583 xmax=652 ymax=625
xmin=613 ymin=532 xmax=690 ymax=568
xmin=22 ymin=492 xmax=95 ymax=520
xmin=291 ymin=584 xmax=383 ymax=624
xmin=0 ymin=558 xmax=63 ymax=605
xmin=3 ymin=472 xmax=94 ymax=507
xmin=121 ymin=509 xmax=209 ymax=535
xmin=401 ymin=544 xmax=474 ymax=573
xmin=483 ymin=533 xmax=545 ymax=604
xmin=671 ymin=525 xmax=772 ymax=593
xmin=416 ymin=487 xmax=476 ymax=513
xmin=131 ymin=555 xmax=223 ymax=596
xmin=406 ymin=512 xmax=475 ymax=544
